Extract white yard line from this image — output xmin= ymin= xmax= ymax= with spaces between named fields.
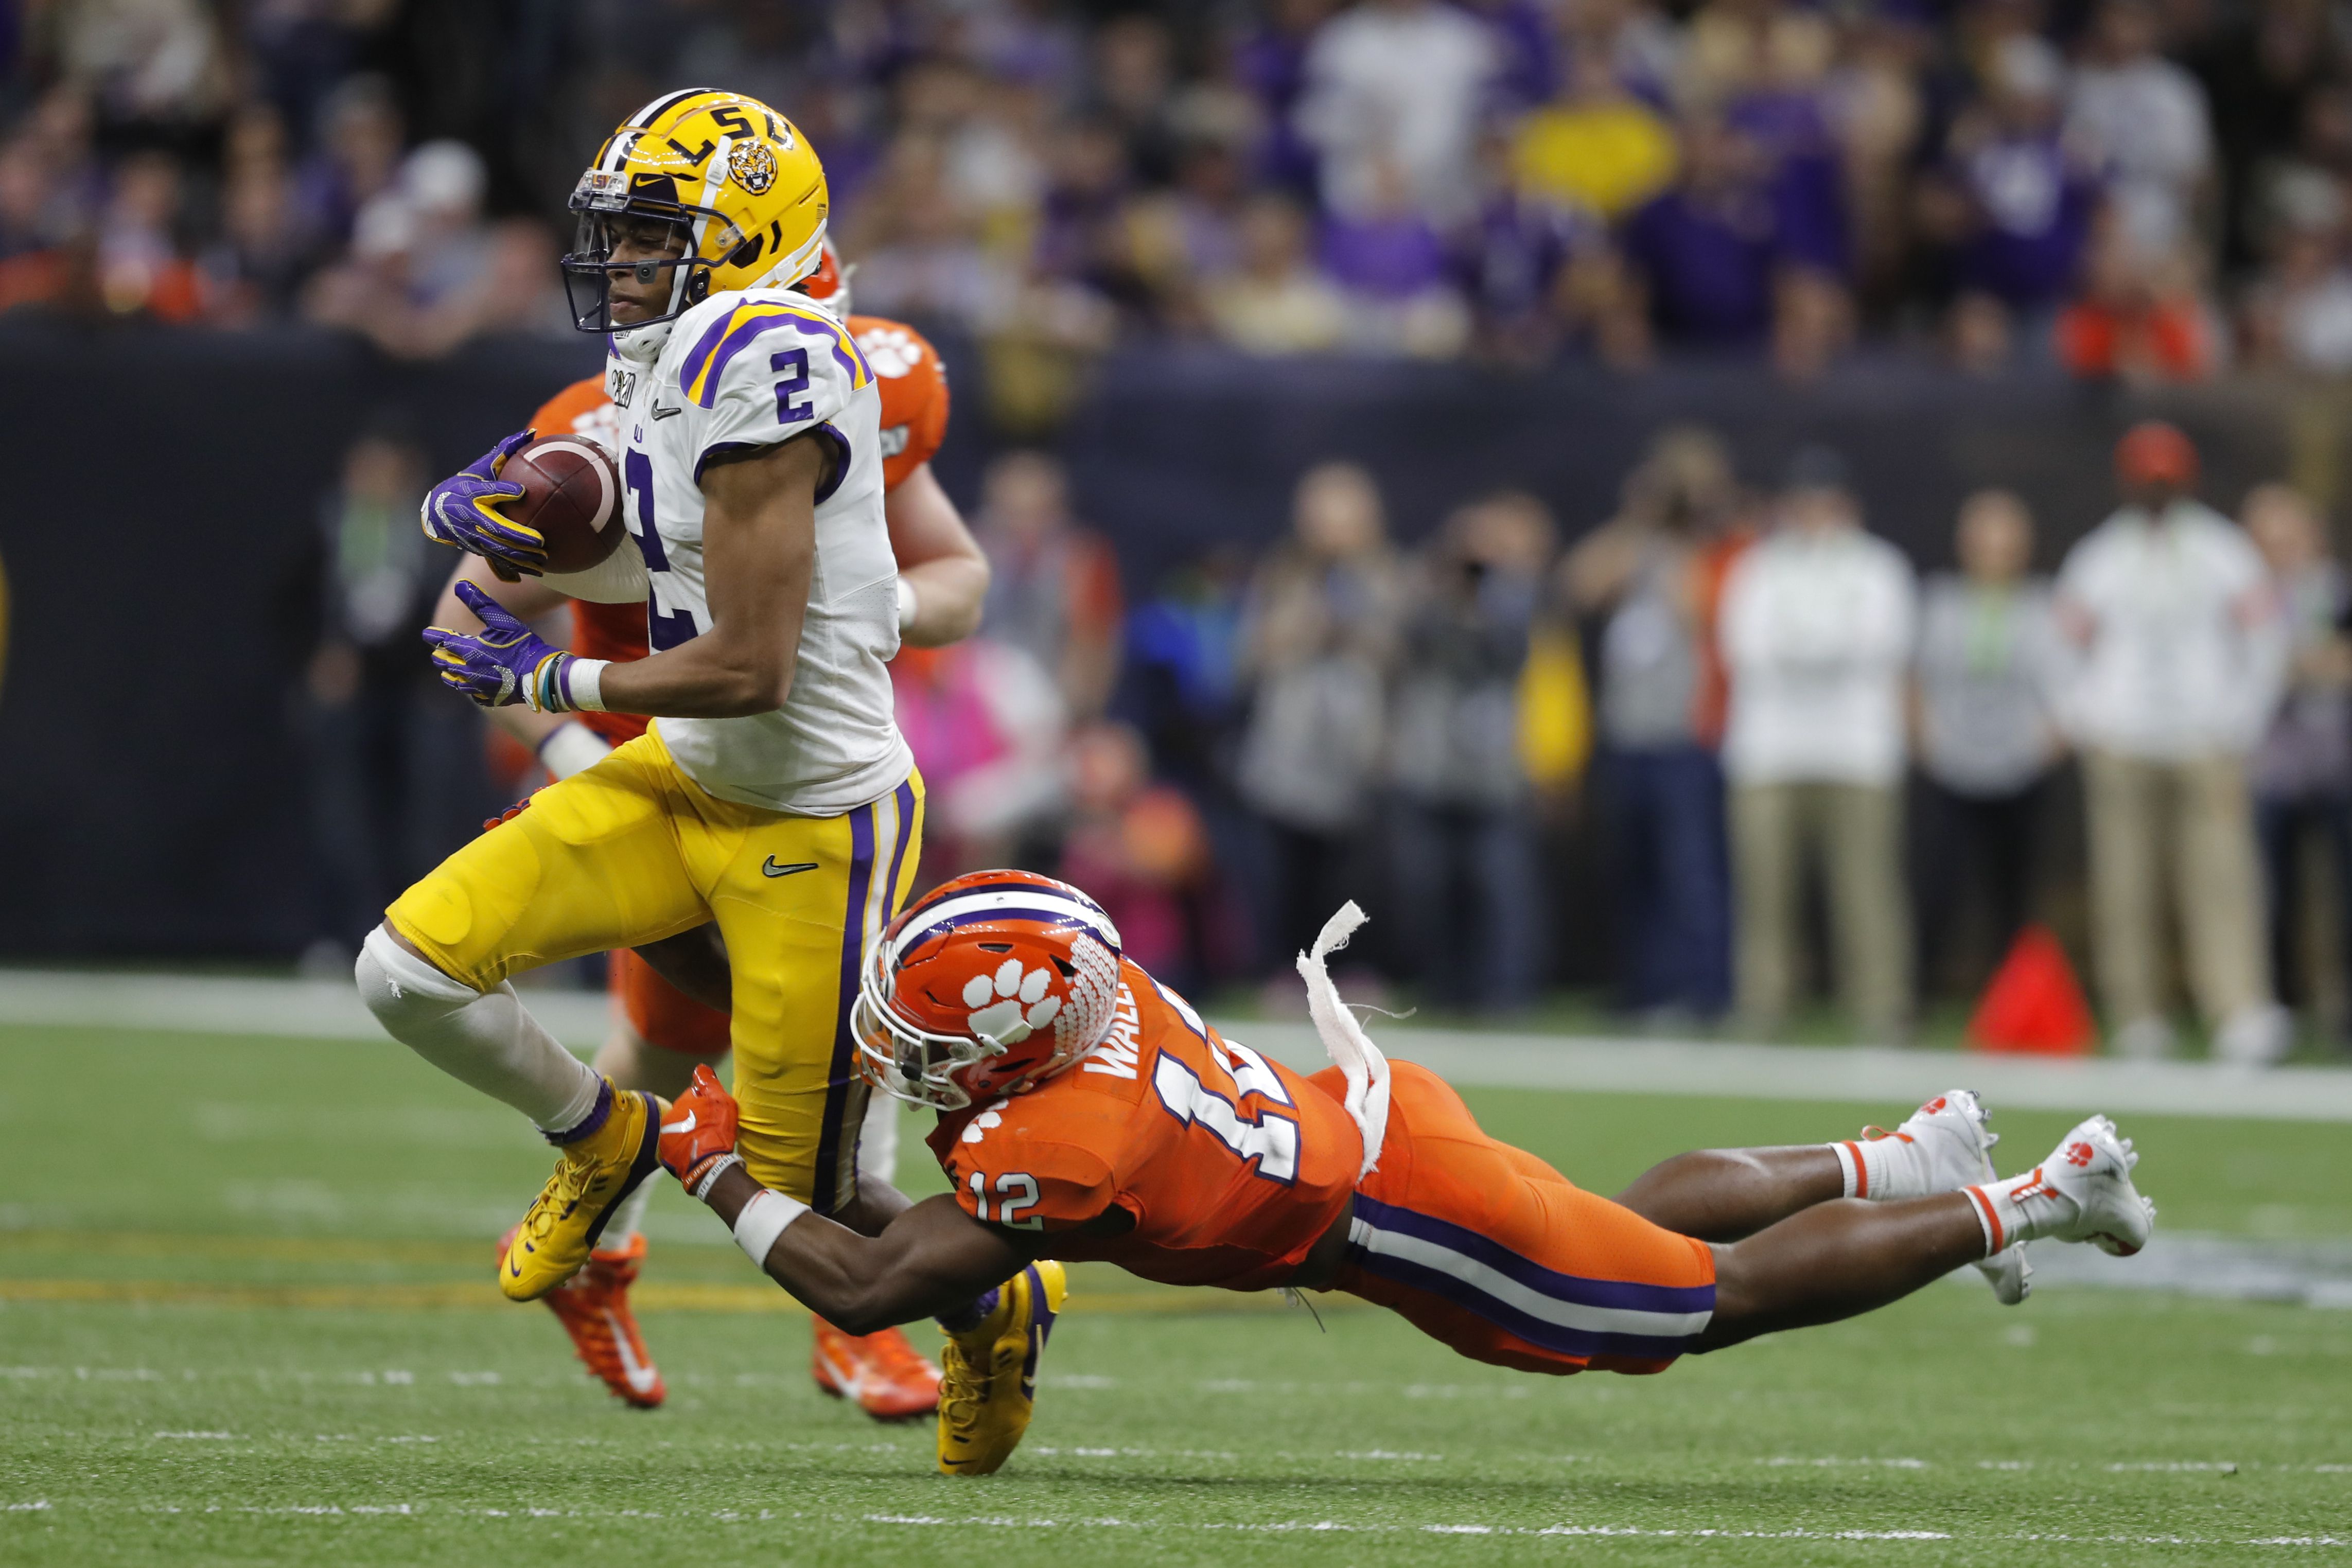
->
xmin=7 ymin=967 xmax=2352 ymax=1120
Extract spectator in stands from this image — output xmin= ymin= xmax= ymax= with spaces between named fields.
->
xmin=1925 ymin=35 xmax=2102 ymax=371
xmin=891 ymin=638 xmax=1069 ymax=889
xmin=1236 ymin=461 xmax=1403 ymax=977
xmin=1295 ymin=0 xmax=1496 ymax=225
xmin=1567 ymin=427 xmax=1739 ymax=1021
xmin=2186 ymin=0 xmax=2346 ymax=270
xmin=1389 ymin=492 xmax=1556 ymax=1013
xmin=2055 ymin=422 xmax=2291 ymax=1062
xmin=1910 ymin=490 xmax=2065 ymax=997
xmin=1231 ymin=0 xmax=1339 ymax=196
xmin=301 ymin=425 xmax=475 ymax=963
xmin=2056 ymin=224 xmax=2223 ymax=382
xmin=975 ymin=451 xmax=1125 ymax=720
xmin=2066 ymin=0 xmax=2215 ymax=267
xmin=1719 ymin=447 xmax=1917 ymax=1041
xmin=2240 ymin=169 xmax=2352 ymax=375
xmin=1058 ymin=719 xmax=1215 ymax=990
xmin=2243 ymin=484 xmax=2352 ymax=1034
xmin=291 ymin=74 xmax=402 ymax=255
xmin=1319 ymin=157 xmax=1471 ymax=357
xmin=1207 ymin=192 xmax=1348 ymax=354
xmin=94 ymin=149 xmax=199 ymax=321
xmin=1510 ymin=47 xmax=1677 ymax=223
xmin=1619 ymin=114 xmax=1850 ymax=375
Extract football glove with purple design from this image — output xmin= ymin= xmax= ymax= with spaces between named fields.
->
xmin=420 ymin=429 xmax=545 ymax=580
xmin=423 ymin=582 xmax=593 ymax=712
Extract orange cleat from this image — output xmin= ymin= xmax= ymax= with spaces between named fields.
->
xmin=811 ymin=1315 xmax=942 ymax=1420
xmin=501 ymin=1226 xmax=664 ymax=1408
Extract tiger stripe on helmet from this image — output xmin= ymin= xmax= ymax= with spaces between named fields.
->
xmin=886 ymin=879 xmax=1124 ymax=968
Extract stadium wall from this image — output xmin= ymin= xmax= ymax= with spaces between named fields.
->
xmin=0 ymin=321 xmax=2302 ymax=958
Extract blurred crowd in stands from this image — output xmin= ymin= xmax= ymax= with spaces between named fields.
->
xmin=300 ymin=400 xmax=2352 ymax=1062
xmin=15 ymin=0 xmax=2352 ymax=381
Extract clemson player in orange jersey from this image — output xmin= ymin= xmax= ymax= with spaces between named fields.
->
xmin=652 ymin=869 xmax=2157 ymax=1475
xmin=430 ymin=247 xmax=985 ymax=1417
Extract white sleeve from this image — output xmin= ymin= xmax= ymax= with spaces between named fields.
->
xmin=541 ymin=530 xmax=648 ymax=604
xmin=686 ymin=303 xmax=865 ymax=484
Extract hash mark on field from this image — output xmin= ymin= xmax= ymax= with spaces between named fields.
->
xmin=151 ymin=1431 xmax=239 ymax=1440
xmin=1759 ymin=1456 xmax=1927 ymax=1468
xmin=2109 ymin=1460 xmax=2239 ymax=1472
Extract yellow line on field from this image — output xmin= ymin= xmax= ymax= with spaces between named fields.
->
xmin=0 ymin=1275 xmax=1347 ymax=1317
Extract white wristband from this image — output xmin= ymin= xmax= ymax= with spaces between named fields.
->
xmin=566 ymin=657 xmax=608 ymax=713
xmin=895 ymin=576 xmax=918 ymax=634
xmin=732 ymin=1188 xmax=808 ymax=1267
xmin=536 ymin=721 xmax=612 ymax=781
xmin=689 ymin=1151 xmax=743 ymax=1201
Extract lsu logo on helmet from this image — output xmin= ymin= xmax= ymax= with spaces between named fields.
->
xmin=560 ymin=88 xmax=828 ymax=333
xmin=728 ymin=139 xmax=777 ymax=195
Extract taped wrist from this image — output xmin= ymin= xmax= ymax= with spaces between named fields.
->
xmin=528 ymin=655 xmax=608 ymax=714
xmin=732 ymin=1187 xmax=808 ymax=1267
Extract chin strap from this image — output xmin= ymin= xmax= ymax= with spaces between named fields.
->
xmin=1296 ymin=901 xmax=1390 ymax=1179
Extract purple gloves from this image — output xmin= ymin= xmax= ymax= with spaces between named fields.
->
xmin=420 ymin=430 xmax=546 ymax=580
xmin=423 ymin=582 xmax=592 ymax=712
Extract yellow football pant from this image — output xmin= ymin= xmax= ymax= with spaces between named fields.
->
xmin=385 ymin=730 xmax=923 ymax=1213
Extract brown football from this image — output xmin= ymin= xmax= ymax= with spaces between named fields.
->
xmin=503 ymin=434 xmax=623 ymax=574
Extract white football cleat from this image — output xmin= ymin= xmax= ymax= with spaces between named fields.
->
xmin=1864 ymin=1090 xmax=2032 ymax=1302
xmin=2012 ymin=1115 xmax=2156 ymax=1257
xmin=1883 ymin=1089 xmax=2000 ymax=1196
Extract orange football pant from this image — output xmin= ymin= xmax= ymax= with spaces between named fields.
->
xmin=1315 ymin=1062 xmax=1717 ymax=1376
xmin=609 ymin=948 xmax=732 ymax=1057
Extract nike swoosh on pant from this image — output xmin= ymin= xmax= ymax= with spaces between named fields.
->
xmin=762 ymin=858 xmax=820 ymax=878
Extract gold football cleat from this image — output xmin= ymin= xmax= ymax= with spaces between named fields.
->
xmin=937 ymin=1260 xmax=1065 ymax=1475
xmin=499 ymin=1083 xmax=662 ymax=1302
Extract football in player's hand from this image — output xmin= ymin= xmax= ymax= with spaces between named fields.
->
xmin=503 ymin=435 xmax=623 ymax=574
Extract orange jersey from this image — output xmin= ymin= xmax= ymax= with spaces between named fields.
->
xmin=526 ymin=314 xmax=950 ymax=747
xmin=847 ymin=314 xmax=950 ymax=492
xmin=926 ymin=961 xmax=1364 ymax=1292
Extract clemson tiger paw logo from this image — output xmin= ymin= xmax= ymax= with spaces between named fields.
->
xmin=2064 ymin=1141 xmax=2096 ymax=1168
xmin=963 ymin=960 xmax=1061 ymax=1045
xmin=854 ymin=325 xmax=923 ymax=378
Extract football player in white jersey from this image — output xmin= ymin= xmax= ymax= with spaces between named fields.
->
xmin=356 ymin=90 xmax=1057 ymax=1475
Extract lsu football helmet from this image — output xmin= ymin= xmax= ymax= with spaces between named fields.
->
xmin=854 ymin=871 xmax=1125 ymax=1111
xmin=561 ymin=88 xmax=829 ymax=334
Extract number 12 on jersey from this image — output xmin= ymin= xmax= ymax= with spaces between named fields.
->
xmin=1152 ymin=1049 xmax=1300 ymax=1185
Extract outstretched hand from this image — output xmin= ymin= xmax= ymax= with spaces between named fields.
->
xmin=659 ymin=1064 xmax=742 ymax=1196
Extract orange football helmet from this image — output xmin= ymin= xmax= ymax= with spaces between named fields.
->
xmin=853 ymin=870 xmax=1125 ymax=1111
xmin=799 ymin=237 xmax=851 ymax=312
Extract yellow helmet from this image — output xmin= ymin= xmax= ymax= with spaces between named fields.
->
xmin=560 ymin=88 xmax=828 ymax=334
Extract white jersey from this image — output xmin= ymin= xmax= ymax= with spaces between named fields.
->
xmin=603 ymin=287 xmax=912 ymax=815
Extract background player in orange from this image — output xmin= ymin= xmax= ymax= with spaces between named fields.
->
xmin=430 ymin=245 xmax=984 ymax=1416
xmin=651 ymin=870 xmax=2158 ymax=1475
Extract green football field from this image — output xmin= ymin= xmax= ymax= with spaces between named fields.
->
xmin=3 ymin=1020 xmax=2348 ymax=1566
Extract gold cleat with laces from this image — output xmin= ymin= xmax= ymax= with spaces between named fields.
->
xmin=499 ymin=1082 xmax=663 ymax=1302
xmin=936 ymin=1260 xmax=1064 ymax=1475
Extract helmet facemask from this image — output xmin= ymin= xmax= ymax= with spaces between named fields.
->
xmin=559 ymin=170 xmax=742 ymax=334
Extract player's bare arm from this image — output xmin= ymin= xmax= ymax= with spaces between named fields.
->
xmin=594 ymin=433 xmax=823 ymax=717
xmin=660 ymin=1065 xmax=1040 ymax=1331
xmin=887 ymin=461 xmax=989 ymax=646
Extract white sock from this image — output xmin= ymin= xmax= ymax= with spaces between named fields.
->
xmin=1962 ymin=1168 xmax=2074 ymax=1255
xmin=855 ymin=1090 xmax=900 ymax=1186
xmin=357 ymin=927 xmax=603 ymax=1133
xmin=1829 ymin=1133 xmax=1928 ymax=1202
xmin=602 ymin=1173 xmax=656 ymax=1250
